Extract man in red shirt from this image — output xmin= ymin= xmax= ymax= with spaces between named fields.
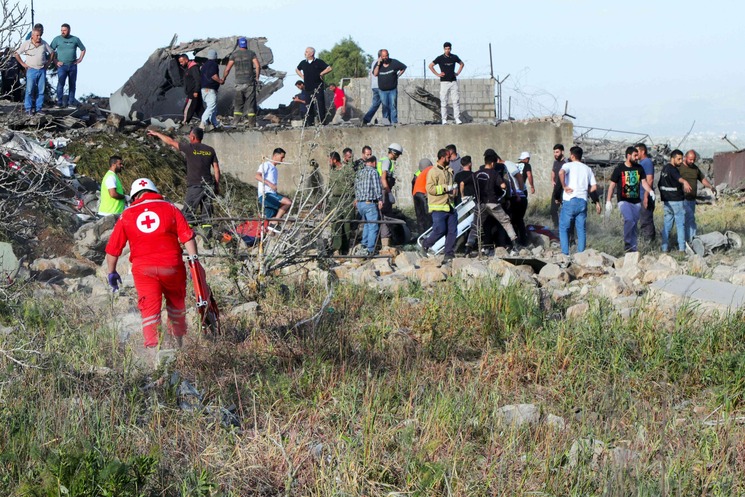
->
xmin=327 ymin=82 xmax=346 ymax=124
xmin=105 ymin=178 xmax=198 ymax=355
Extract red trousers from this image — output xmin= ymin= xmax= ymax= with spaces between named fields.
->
xmin=132 ymin=264 xmax=187 ymax=347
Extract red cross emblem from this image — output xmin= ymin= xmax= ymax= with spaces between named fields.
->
xmin=136 ymin=210 xmax=160 ymax=233
xmin=139 ymin=180 xmax=148 ymax=187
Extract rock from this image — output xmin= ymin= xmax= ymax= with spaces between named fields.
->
xmin=616 ymin=251 xmax=640 ymax=270
xmin=545 ymin=414 xmax=566 ymax=430
xmin=330 ymin=265 xmax=351 ymax=281
xmin=230 ymin=301 xmax=259 ymax=318
xmin=572 ymin=265 xmax=606 ymax=279
xmin=415 ymin=266 xmax=448 ymax=286
xmin=531 ymin=246 xmax=544 ymax=257
xmin=568 ymin=438 xmax=605 ymax=470
xmin=451 ymin=259 xmax=490 ymax=279
xmin=394 ymin=252 xmax=421 ymax=271
xmin=539 ymin=263 xmax=572 ymax=284
xmin=516 ymin=264 xmax=535 ymax=275
xmin=32 ymin=256 xmax=97 ymax=279
xmin=0 ymin=325 xmax=13 ymax=335
xmin=501 ymin=267 xmax=536 ymax=287
xmin=572 ymin=249 xmax=605 ymax=268
xmin=376 ymin=273 xmax=410 ymax=292
xmin=0 ymin=241 xmax=19 ymax=276
xmin=530 ymin=233 xmax=552 ymax=248
xmin=106 ymin=113 xmax=125 ymax=129
xmin=642 ymin=265 xmax=677 ymax=284
xmin=657 ymin=254 xmax=679 ymax=270
xmin=596 ymin=276 xmax=630 ymax=299
xmin=349 ymin=268 xmax=378 ymax=286
xmin=712 ymin=265 xmax=736 ymax=282
xmin=487 ymin=258 xmax=515 ymax=276
xmin=371 ymin=258 xmax=394 ymax=276
xmin=566 ymin=302 xmax=589 ymax=319
xmin=617 ymin=263 xmax=641 ymax=281
xmin=551 ymin=288 xmax=572 ymax=302
xmin=74 ymin=216 xmax=119 ymax=263
xmin=731 ymin=273 xmax=745 ymax=286
xmin=498 ymin=403 xmax=540 ymax=427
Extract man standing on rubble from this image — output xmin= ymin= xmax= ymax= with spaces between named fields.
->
xmin=636 ymin=143 xmax=656 ymax=242
xmin=329 ymin=151 xmax=356 ymax=253
xmin=412 ymin=158 xmax=433 ymax=234
xmin=256 ymin=148 xmax=293 ymax=229
xmin=680 ymin=149 xmax=716 ymax=241
xmin=178 ymin=54 xmax=203 ymax=126
xmin=147 ymin=128 xmax=220 ymax=235
xmin=354 ymin=154 xmax=383 ymax=256
xmin=200 ymin=49 xmax=223 ymax=131
xmin=98 ymin=155 xmax=126 ymax=217
xmin=222 ymin=37 xmax=261 ymax=127
xmin=106 ymin=178 xmax=198 ymax=358
xmin=15 ymin=26 xmax=53 ymax=115
xmin=373 ymin=49 xmax=407 ymax=125
xmin=550 ymin=144 xmax=566 ymax=229
xmin=50 ymin=23 xmax=85 ymax=108
xmin=659 ymin=149 xmax=693 ymax=253
xmin=429 ymin=42 xmax=464 ymax=125
xmin=558 ymin=146 xmax=601 ymax=255
xmin=296 ymin=47 xmax=332 ymax=126
xmin=377 ymin=143 xmax=403 ymax=247
xmin=605 ymin=146 xmax=655 ymax=252
xmin=419 ymin=149 xmax=457 ymax=264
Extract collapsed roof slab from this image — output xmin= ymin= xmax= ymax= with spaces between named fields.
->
xmin=110 ymin=35 xmax=286 ymax=119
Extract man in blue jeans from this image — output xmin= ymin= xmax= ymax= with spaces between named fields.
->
xmin=362 ymin=50 xmax=382 ymax=125
xmin=419 ymin=149 xmax=457 ymax=265
xmin=354 ymin=155 xmax=383 ymax=255
xmin=372 ymin=49 xmax=406 ymax=125
xmin=558 ymin=146 xmax=601 ymax=255
xmin=658 ymin=149 xmax=692 ymax=252
xmin=14 ymin=26 xmax=53 ymax=115
xmin=51 ymin=23 xmax=86 ymax=107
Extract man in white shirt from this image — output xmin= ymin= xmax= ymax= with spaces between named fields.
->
xmin=255 ymin=148 xmax=292 ymax=229
xmin=558 ymin=146 xmax=601 ymax=255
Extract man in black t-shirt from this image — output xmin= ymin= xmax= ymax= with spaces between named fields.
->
xmin=147 ymin=128 xmax=221 ymax=230
xmin=550 ymin=144 xmax=566 ymax=228
xmin=295 ymin=47 xmax=332 ymax=126
xmin=658 ymin=149 xmax=692 ymax=252
xmin=429 ymin=42 xmax=464 ymax=125
xmin=373 ymin=49 xmax=407 ymax=124
xmin=605 ymin=146 xmax=655 ymax=252
xmin=453 ymin=155 xmax=475 ymax=205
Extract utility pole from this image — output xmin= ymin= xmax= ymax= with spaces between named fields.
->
xmin=31 ymin=0 xmax=34 ymax=27
xmin=489 ymin=43 xmax=509 ymax=122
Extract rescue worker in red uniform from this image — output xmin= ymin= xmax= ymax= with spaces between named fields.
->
xmin=105 ymin=178 xmax=198 ymax=350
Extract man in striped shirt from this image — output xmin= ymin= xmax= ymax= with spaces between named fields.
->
xmin=354 ymin=155 xmax=384 ymax=256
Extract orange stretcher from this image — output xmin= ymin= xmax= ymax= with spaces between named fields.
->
xmin=186 ymin=255 xmax=221 ymax=335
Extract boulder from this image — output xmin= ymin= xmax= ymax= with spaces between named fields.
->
xmin=566 ymin=302 xmax=589 ymax=319
xmin=451 ymin=259 xmax=490 ymax=279
xmin=32 ymin=257 xmax=96 ymax=278
xmin=415 ymin=266 xmax=448 ymax=286
xmin=731 ymin=273 xmax=745 ymax=286
xmin=657 ymin=254 xmax=679 ymax=270
xmin=0 ymin=242 xmax=19 ymax=277
xmin=596 ymin=276 xmax=630 ymax=299
xmin=501 ymin=267 xmax=536 ymax=287
xmin=572 ymin=249 xmax=605 ymax=268
xmin=572 ymin=265 xmax=606 ymax=280
xmin=394 ymin=252 xmax=421 ymax=271
xmin=498 ymin=403 xmax=541 ymax=427
xmin=371 ymin=258 xmax=394 ymax=276
xmin=230 ymin=301 xmax=259 ymax=319
xmin=487 ymin=258 xmax=516 ymax=276
xmin=568 ymin=438 xmax=605 ymax=470
xmin=688 ymin=255 xmax=708 ymax=275
xmin=349 ymin=268 xmax=379 ymax=286
xmin=712 ymin=265 xmax=736 ymax=282
xmin=539 ymin=263 xmax=572 ymax=284
xmin=641 ymin=264 xmax=677 ymax=284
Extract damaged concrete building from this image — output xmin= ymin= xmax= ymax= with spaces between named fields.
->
xmin=109 ymin=35 xmax=286 ymax=120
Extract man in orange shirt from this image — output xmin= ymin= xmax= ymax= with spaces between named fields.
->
xmin=412 ymin=158 xmax=433 ymax=234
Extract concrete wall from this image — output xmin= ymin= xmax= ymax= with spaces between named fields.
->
xmin=204 ymin=119 xmax=572 ymax=208
xmin=340 ymin=77 xmax=496 ymax=124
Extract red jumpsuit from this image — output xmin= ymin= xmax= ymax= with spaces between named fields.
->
xmin=105 ymin=192 xmax=195 ymax=347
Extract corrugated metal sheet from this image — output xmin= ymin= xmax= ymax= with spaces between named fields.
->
xmin=713 ymin=149 xmax=745 ymax=189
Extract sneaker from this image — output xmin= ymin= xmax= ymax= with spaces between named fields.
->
xmin=455 ymin=118 xmax=463 ymax=125
xmin=463 ymin=245 xmax=475 ymax=258
xmin=441 ymin=254 xmax=454 ymax=266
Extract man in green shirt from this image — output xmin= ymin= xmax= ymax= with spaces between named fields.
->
xmin=98 ymin=155 xmax=126 ymax=217
xmin=50 ymin=23 xmax=86 ymax=107
xmin=328 ymin=151 xmax=356 ymax=254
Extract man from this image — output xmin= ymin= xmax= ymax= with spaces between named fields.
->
xmin=296 ymin=47 xmax=332 ymax=126
xmin=200 ymin=49 xmax=223 ymax=130
xmin=636 ymin=143 xmax=656 ymax=242
xmin=147 ymin=128 xmax=221 ymax=233
xmin=328 ymin=151 xmax=356 ymax=253
xmin=429 ymin=42 xmax=464 ymax=125
xmin=327 ymin=82 xmax=346 ymax=124
xmin=342 ymin=148 xmax=354 ymax=169
xmin=15 ymin=26 xmax=53 ymax=115
xmin=50 ymin=23 xmax=85 ymax=108
xmin=549 ymin=144 xmax=566 ymax=229
xmin=605 ymin=146 xmax=655 ymax=253
xmin=98 ymin=155 xmax=126 ymax=217
xmin=354 ymin=145 xmax=372 ymax=171
xmin=680 ymin=149 xmax=716 ymax=241
xmin=412 ymin=158 xmax=433 ymax=234
xmin=502 ymin=156 xmax=528 ymax=246
xmin=517 ymin=151 xmax=535 ymax=195
xmin=373 ymin=49 xmax=407 ymax=125
xmin=362 ymin=50 xmax=383 ymax=125
xmin=377 ymin=143 xmax=403 ymax=246
xmin=105 ymin=178 xmax=198 ymax=355
xmin=446 ymin=144 xmax=463 ymax=175
xmin=419 ymin=149 xmax=457 ymax=264
xmin=658 ymin=149 xmax=693 ymax=253
xmin=453 ymin=155 xmax=474 ymax=206
xmin=354 ymin=155 xmax=384 ymax=256
xmin=1 ymin=48 xmax=23 ymax=102
xmin=178 ymin=53 xmax=203 ymax=125
xmin=256 ymin=148 xmax=293 ymax=226
xmin=464 ymin=152 xmax=518 ymax=256
xmin=291 ymin=80 xmax=308 ymax=120
xmin=222 ymin=37 xmax=261 ymax=127
xmin=558 ymin=146 xmax=601 ymax=255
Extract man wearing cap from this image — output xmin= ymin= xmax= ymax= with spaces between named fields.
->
xmin=200 ymin=49 xmax=224 ymax=130
xmin=296 ymin=47 xmax=332 ymax=126
xmin=222 ymin=37 xmax=261 ymax=127
xmin=105 ymin=178 xmax=198 ymax=357
xmin=377 ymin=143 xmax=402 ymax=246
xmin=429 ymin=42 xmax=464 ymax=125
xmin=50 ymin=23 xmax=85 ymax=108
xmin=354 ymin=154 xmax=384 ymax=256
xmin=373 ymin=49 xmax=407 ymax=125
xmin=14 ymin=26 xmax=53 ymax=115
xmin=411 ymin=158 xmax=433 ymax=234
xmin=147 ymin=128 xmax=220 ymax=234
xmin=98 ymin=155 xmax=126 ymax=217
xmin=178 ymin=53 xmax=203 ymax=125
xmin=419 ymin=149 xmax=458 ymax=264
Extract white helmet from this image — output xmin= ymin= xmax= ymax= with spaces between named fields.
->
xmin=130 ymin=178 xmax=159 ymax=198
xmin=388 ymin=142 xmax=403 ymax=154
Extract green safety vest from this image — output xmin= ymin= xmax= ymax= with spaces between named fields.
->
xmin=98 ymin=170 xmax=125 ymax=216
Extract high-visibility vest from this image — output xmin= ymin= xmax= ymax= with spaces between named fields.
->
xmin=376 ymin=158 xmax=395 ymax=178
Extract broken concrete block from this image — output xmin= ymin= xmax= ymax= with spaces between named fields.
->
xmin=106 ymin=113 xmax=125 ymax=129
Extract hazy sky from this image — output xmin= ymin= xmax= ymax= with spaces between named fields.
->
xmin=28 ymin=0 xmax=745 ymax=152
